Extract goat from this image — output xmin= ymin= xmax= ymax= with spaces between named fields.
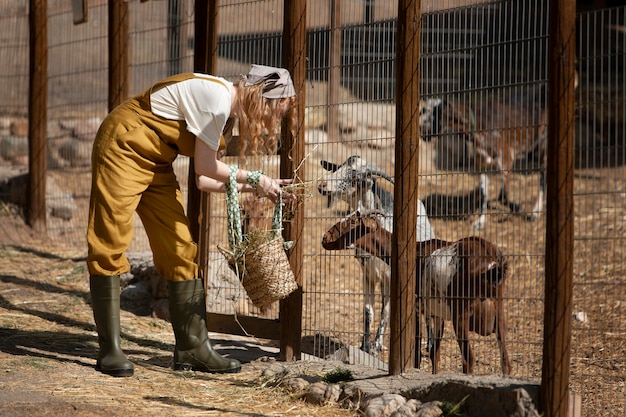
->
xmin=317 ymin=155 xmax=435 ymax=354
xmin=422 ymin=173 xmax=489 ymax=222
xmin=321 ymin=210 xmax=511 ymax=376
xmin=419 ymin=89 xmax=549 ymax=230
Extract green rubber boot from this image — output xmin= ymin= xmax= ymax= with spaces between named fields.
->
xmin=89 ymin=275 xmax=134 ymax=377
xmin=168 ymin=278 xmax=241 ymax=373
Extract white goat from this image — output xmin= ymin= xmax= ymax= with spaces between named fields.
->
xmin=317 ymin=155 xmax=435 ymax=354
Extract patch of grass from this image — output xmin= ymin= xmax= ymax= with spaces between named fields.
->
xmin=12 ymin=357 xmax=56 ymax=371
xmin=320 ymin=367 xmax=354 ymax=384
xmin=440 ymin=394 xmax=469 ymax=417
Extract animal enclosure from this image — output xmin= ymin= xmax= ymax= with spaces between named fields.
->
xmin=0 ymin=1 xmax=624 ymax=416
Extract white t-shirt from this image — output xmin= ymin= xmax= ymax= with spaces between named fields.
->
xmin=150 ymin=73 xmax=233 ymax=151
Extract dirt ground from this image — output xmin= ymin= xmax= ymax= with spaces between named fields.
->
xmin=0 ymin=235 xmax=361 ymax=417
xmin=0 ymin=141 xmax=625 ymax=417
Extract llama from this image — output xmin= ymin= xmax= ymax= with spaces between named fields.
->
xmin=321 ymin=210 xmax=511 ymax=375
xmin=419 ymin=88 xmax=549 ymax=230
xmin=317 ymin=155 xmax=435 ymax=354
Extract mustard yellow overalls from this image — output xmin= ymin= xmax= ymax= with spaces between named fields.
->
xmin=87 ymin=73 xmax=228 ymax=282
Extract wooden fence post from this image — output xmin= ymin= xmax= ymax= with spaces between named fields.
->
xmin=108 ymin=0 xmax=129 ymax=111
xmin=541 ymin=1 xmax=577 ymax=416
xmin=280 ymin=0 xmax=307 ymax=362
xmin=327 ymin=0 xmax=341 ymax=142
xmin=28 ymin=0 xmax=48 ymax=234
xmin=391 ymin=0 xmax=421 ymax=375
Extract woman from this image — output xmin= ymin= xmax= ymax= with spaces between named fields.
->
xmin=87 ymin=64 xmax=297 ymax=377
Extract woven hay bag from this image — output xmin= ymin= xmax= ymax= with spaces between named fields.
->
xmin=228 ymin=236 xmax=297 ymax=309
xmin=219 ymin=165 xmax=297 ymax=310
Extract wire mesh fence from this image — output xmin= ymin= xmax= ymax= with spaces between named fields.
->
xmin=0 ymin=1 xmax=624 ymax=416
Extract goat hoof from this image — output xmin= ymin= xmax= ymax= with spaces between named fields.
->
xmin=526 ymin=213 xmax=540 ymax=222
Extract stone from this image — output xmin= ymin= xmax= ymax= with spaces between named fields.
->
xmin=0 ymin=136 xmax=28 ymax=161
xmin=363 ymin=393 xmax=406 ymax=417
xmin=305 ymin=382 xmax=342 ymax=406
xmin=414 ymin=401 xmax=443 ymax=417
xmin=58 ymin=138 xmax=92 ymax=167
xmin=390 ymin=399 xmax=421 ymax=417
xmin=9 ymin=119 xmax=28 ymax=137
xmin=282 ymin=377 xmax=310 ymax=393
xmin=151 ymin=298 xmax=170 ymax=321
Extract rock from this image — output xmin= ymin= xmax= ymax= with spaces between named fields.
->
xmin=414 ymin=401 xmax=443 ymax=417
xmin=72 ymin=117 xmax=101 ymax=141
xmin=0 ymin=172 xmax=76 ymax=220
xmin=304 ymin=381 xmax=342 ymax=406
xmin=0 ymin=136 xmax=28 ymax=161
xmin=363 ymin=393 xmax=406 ymax=417
xmin=47 ymin=176 xmax=77 ymax=220
xmin=121 ymin=282 xmax=153 ymax=304
xmin=260 ymin=363 xmax=288 ymax=379
xmin=151 ymin=298 xmax=170 ymax=321
xmin=390 ymin=399 xmax=421 ymax=417
xmin=58 ymin=138 xmax=92 ymax=167
xmin=10 ymin=119 xmax=28 ymax=137
xmin=282 ymin=376 xmax=310 ymax=393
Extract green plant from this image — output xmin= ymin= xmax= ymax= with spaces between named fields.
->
xmin=439 ymin=394 xmax=469 ymax=417
xmin=320 ymin=367 xmax=354 ymax=384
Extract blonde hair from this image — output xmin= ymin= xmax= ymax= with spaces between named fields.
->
xmin=232 ymin=78 xmax=298 ymax=158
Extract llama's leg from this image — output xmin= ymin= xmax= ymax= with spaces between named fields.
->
xmin=527 ymin=169 xmax=545 ymax=221
xmin=361 ymin=265 xmax=376 ymax=353
xmin=414 ymin=310 xmax=423 ymax=368
xmin=372 ymin=261 xmax=390 ymax=353
xmin=453 ymin=309 xmax=474 ymax=374
xmin=496 ymin=298 xmax=512 ymax=375
xmin=429 ymin=316 xmax=445 ymax=374
xmin=372 ymin=298 xmax=389 ymax=354
xmin=472 ymin=173 xmax=489 ymax=230
xmin=497 ymin=151 xmax=522 ymax=213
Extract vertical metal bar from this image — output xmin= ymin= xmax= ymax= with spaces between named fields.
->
xmin=391 ymin=0 xmax=420 ymax=375
xmin=109 ymin=0 xmax=129 ymax=111
xmin=541 ymin=1 xmax=576 ymax=416
xmin=28 ymin=0 xmax=47 ymax=234
xmin=328 ymin=0 xmax=341 ymax=141
xmin=280 ymin=0 xmax=306 ymax=362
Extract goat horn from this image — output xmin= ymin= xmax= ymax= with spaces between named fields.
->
xmin=364 ymin=165 xmax=394 ymax=184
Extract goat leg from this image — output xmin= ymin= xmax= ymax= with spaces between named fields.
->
xmin=429 ymin=316 xmax=445 ymax=374
xmin=361 ymin=304 xmax=373 ymax=353
xmin=496 ymin=296 xmax=512 ymax=375
xmin=414 ymin=312 xmax=422 ymax=368
xmin=372 ymin=297 xmax=389 ymax=354
xmin=472 ymin=173 xmax=489 ymax=230
xmin=453 ymin=309 xmax=475 ymax=374
xmin=526 ymin=169 xmax=546 ymax=222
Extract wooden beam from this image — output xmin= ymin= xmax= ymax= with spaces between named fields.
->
xmin=327 ymin=0 xmax=341 ymax=142
xmin=28 ymin=0 xmax=48 ymax=235
xmin=390 ymin=0 xmax=421 ymax=375
xmin=541 ymin=1 xmax=577 ymax=416
xmin=108 ymin=0 xmax=129 ymax=111
xmin=279 ymin=0 xmax=307 ymax=362
xmin=207 ymin=313 xmax=281 ymax=340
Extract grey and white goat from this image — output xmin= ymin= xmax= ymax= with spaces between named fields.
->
xmin=317 ymin=155 xmax=435 ymax=354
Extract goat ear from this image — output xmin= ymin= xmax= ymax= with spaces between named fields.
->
xmin=320 ymin=160 xmax=340 ymax=173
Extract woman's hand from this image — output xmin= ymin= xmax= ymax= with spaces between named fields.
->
xmin=256 ymin=175 xmax=296 ymax=204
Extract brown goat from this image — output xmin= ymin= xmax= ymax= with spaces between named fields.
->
xmin=420 ymin=88 xmax=549 ymax=230
xmin=322 ymin=211 xmax=511 ymax=375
